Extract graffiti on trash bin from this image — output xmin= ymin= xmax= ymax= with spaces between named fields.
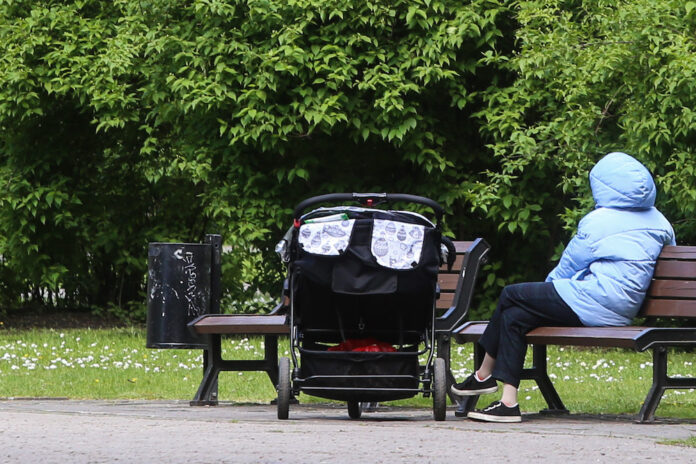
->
xmin=170 ymin=248 xmax=203 ymax=316
xmin=179 ymin=250 xmax=202 ymax=316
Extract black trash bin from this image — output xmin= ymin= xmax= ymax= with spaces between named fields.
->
xmin=146 ymin=241 xmax=214 ymax=349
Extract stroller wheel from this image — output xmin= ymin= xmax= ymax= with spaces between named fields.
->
xmin=277 ymin=357 xmax=291 ymax=420
xmin=347 ymin=401 xmax=362 ymax=419
xmin=432 ymin=357 xmax=447 ymax=421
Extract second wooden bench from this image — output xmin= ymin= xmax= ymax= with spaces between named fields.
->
xmin=454 ymin=245 xmax=696 ymax=422
xmin=187 ymin=238 xmax=490 ymax=406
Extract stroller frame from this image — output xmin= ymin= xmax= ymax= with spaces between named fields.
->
xmin=276 ymin=193 xmax=453 ymax=420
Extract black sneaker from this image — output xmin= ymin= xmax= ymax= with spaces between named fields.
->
xmin=467 ymin=401 xmax=522 ymax=423
xmin=450 ymin=373 xmax=498 ymax=396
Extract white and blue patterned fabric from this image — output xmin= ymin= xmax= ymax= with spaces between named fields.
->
xmin=370 ymin=220 xmax=425 ymax=269
xmin=298 ymin=219 xmax=355 ymax=255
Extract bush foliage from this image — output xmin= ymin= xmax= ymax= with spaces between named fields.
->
xmin=0 ymin=0 xmax=694 ymax=319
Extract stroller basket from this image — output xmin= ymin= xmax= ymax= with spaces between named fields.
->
xmin=297 ymin=348 xmax=423 ymax=402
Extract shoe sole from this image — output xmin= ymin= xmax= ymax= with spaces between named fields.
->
xmin=467 ymin=411 xmax=521 ymax=423
xmin=450 ymin=385 xmax=498 ymax=396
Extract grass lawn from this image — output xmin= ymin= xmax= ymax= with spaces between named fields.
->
xmin=1 ymin=327 xmax=696 ymax=419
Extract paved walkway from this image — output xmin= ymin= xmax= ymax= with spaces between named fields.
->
xmin=1 ymin=399 xmax=695 ymax=463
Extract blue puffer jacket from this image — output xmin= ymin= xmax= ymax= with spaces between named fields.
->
xmin=546 ymin=152 xmax=675 ymax=326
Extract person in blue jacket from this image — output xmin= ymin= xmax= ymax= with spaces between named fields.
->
xmin=451 ymin=152 xmax=676 ymax=422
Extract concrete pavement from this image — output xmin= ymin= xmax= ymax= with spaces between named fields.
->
xmin=1 ymin=399 xmax=695 ymax=463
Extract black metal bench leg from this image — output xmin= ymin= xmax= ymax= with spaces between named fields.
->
xmin=446 ymin=368 xmax=459 ymax=404
xmin=455 ymin=342 xmax=484 ymax=417
xmin=266 ymin=335 xmax=281 ymax=405
xmin=264 ymin=335 xmax=279 ymax=387
xmin=637 ymin=347 xmax=667 ymax=423
xmin=191 ymin=335 xmax=221 ymax=406
xmin=529 ymin=344 xmax=568 ymax=414
xmin=191 ymin=362 xmax=221 ymax=406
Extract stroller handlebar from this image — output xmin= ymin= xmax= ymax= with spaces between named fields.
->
xmin=293 ymin=193 xmax=444 ymax=224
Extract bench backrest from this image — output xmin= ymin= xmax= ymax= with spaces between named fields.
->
xmin=437 ymin=243 xmax=696 ymax=330
xmin=435 ymin=238 xmax=490 ymax=333
xmin=641 ymin=245 xmax=696 ymax=320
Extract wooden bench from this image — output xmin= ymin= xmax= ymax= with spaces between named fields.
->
xmin=187 ymin=313 xmax=289 ymax=405
xmin=187 ymin=238 xmax=490 ymax=406
xmin=454 ymin=245 xmax=696 ymax=422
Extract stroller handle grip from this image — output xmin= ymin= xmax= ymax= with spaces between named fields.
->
xmin=293 ymin=193 xmax=444 ymax=223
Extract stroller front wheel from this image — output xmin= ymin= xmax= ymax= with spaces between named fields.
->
xmin=347 ymin=401 xmax=362 ymax=419
xmin=277 ymin=357 xmax=291 ymax=420
xmin=432 ymin=357 xmax=447 ymax=421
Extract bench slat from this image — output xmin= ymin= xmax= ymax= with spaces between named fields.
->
xmin=191 ymin=315 xmax=289 ymax=335
xmin=455 ymin=321 xmax=648 ymax=349
xmin=658 ymin=245 xmax=696 ymax=259
xmin=648 ymin=279 xmax=696 ymax=298
xmin=452 ymin=241 xmax=474 ymax=253
xmin=526 ymin=326 xmax=646 ymax=348
xmin=440 ymin=255 xmax=464 ymax=271
xmin=438 ymin=274 xmax=460 ymax=291
xmin=639 ymin=299 xmax=696 ymax=319
xmin=653 ymin=260 xmax=696 ymax=279
xmin=436 ymin=293 xmax=454 ymax=309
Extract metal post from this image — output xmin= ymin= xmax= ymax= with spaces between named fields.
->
xmin=206 ymin=234 xmax=222 ymax=313
xmin=204 ymin=234 xmax=222 ymax=403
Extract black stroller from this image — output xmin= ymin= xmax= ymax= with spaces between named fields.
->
xmin=274 ymin=193 xmax=455 ymax=420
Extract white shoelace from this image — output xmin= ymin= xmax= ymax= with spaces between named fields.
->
xmin=483 ymin=402 xmax=503 ymax=412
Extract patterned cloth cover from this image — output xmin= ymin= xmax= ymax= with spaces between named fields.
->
xmin=298 ymin=217 xmax=425 ymax=270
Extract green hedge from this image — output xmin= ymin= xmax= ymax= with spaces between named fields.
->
xmin=0 ymin=0 xmax=694 ymax=319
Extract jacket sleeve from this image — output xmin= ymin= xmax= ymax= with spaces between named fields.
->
xmin=668 ymin=224 xmax=677 ymax=246
xmin=546 ymin=223 xmax=595 ymax=282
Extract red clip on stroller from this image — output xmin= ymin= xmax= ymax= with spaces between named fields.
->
xmin=275 ymin=193 xmax=454 ymax=420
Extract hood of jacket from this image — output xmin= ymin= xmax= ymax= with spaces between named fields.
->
xmin=589 ymin=152 xmax=656 ymax=209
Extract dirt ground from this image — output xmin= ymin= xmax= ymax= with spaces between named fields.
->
xmin=1 ymin=399 xmax=695 ymax=464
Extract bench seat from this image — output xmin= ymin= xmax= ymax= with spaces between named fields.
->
xmin=191 ymin=314 xmax=289 ymax=335
xmin=456 ymin=322 xmax=696 ymax=351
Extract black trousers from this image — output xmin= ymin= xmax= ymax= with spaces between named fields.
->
xmin=478 ymin=282 xmax=583 ymax=388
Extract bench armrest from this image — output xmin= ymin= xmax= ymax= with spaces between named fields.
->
xmin=435 ymin=238 xmax=490 ymax=334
